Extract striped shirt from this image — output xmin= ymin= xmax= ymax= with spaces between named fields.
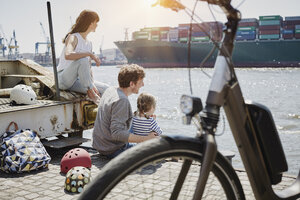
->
xmin=132 ymin=116 xmax=163 ymax=136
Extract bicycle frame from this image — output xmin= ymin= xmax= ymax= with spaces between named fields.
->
xmin=196 ymin=1 xmax=300 ymax=200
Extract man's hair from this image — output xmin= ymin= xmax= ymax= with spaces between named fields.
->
xmin=118 ymin=64 xmax=145 ymax=88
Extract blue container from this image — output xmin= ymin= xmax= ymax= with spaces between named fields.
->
xmin=285 ymin=16 xmax=300 ymax=21
xmin=240 ymin=18 xmax=258 ymax=23
xmin=295 ymin=25 xmax=300 ymax=29
xmin=282 ymin=29 xmax=294 ymax=34
xmin=237 ymin=31 xmax=256 ymax=35
xmin=191 ymin=32 xmax=208 ymax=37
xmin=235 ymin=34 xmax=256 ymax=40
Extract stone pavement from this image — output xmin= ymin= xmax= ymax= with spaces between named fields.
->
xmin=0 ymin=147 xmax=297 ymax=200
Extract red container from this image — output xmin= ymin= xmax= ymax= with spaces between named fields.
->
xmin=282 ymin=34 xmax=294 ymax=39
xmin=239 ymin=22 xmax=258 ymax=27
xmin=259 ymin=29 xmax=280 ymax=35
xmin=259 ymin=25 xmax=281 ymax=30
xmin=295 ymin=33 xmax=300 ymax=39
xmin=179 ymin=32 xmax=188 ymax=37
xmin=151 ymin=30 xmax=159 ymax=35
xmin=283 ymin=25 xmax=295 ymax=29
xmin=284 ymin=20 xmax=300 ymax=25
xmin=159 ymin=27 xmax=170 ymax=31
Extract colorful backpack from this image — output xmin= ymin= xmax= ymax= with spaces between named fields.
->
xmin=0 ymin=122 xmax=51 ymax=173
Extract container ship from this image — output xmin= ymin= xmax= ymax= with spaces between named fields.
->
xmin=115 ymin=15 xmax=300 ymax=68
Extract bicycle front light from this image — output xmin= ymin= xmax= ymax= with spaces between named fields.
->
xmin=180 ymin=95 xmax=203 ymax=124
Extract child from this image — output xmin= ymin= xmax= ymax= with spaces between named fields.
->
xmin=131 ymin=93 xmax=162 ymax=136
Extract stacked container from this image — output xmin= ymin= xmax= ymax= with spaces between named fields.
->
xmin=178 ymin=24 xmax=189 ymax=43
xmin=296 ymin=25 xmax=300 ymax=39
xmin=258 ymin=15 xmax=282 ymax=40
xmin=282 ymin=16 xmax=300 ymax=39
xmin=159 ymin=27 xmax=170 ymax=42
xmin=168 ymin=28 xmax=179 ymax=42
xmin=132 ymin=30 xmax=150 ymax=40
xmin=150 ymin=27 xmax=160 ymax=41
xmin=191 ymin=23 xmax=210 ymax=42
xmin=236 ymin=18 xmax=258 ymax=41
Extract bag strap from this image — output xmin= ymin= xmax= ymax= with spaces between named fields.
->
xmin=6 ymin=121 xmax=19 ymax=132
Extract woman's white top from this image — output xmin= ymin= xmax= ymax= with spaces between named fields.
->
xmin=57 ymin=33 xmax=92 ymax=72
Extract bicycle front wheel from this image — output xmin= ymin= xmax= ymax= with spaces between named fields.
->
xmin=79 ymin=136 xmax=245 ymax=200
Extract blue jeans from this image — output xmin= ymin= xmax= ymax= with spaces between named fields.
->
xmin=105 ymin=143 xmax=136 ymax=159
xmin=57 ymin=58 xmax=109 ymax=95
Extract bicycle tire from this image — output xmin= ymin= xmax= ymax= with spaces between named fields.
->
xmin=79 ymin=136 xmax=245 ymax=200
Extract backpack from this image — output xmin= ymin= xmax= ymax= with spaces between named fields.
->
xmin=0 ymin=122 xmax=51 ymax=173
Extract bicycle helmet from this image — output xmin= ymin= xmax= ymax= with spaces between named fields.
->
xmin=65 ymin=166 xmax=91 ymax=193
xmin=60 ymin=148 xmax=92 ymax=174
xmin=10 ymin=84 xmax=37 ymax=105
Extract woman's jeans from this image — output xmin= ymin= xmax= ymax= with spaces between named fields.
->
xmin=57 ymin=57 xmax=108 ymax=95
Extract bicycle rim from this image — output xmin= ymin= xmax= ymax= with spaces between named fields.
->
xmin=80 ymin=137 xmax=245 ymax=200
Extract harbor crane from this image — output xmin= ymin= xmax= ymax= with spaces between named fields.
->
xmin=99 ymin=35 xmax=105 ymax=62
xmin=7 ymin=30 xmax=19 ymax=60
xmin=35 ymin=22 xmax=51 ymax=56
xmin=0 ymin=25 xmax=8 ymax=57
xmin=34 ymin=22 xmax=51 ymax=66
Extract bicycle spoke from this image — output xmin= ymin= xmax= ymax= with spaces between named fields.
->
xmin=170 ymin=158 xmax=193 ymax=200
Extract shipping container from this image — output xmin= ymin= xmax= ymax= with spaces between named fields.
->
xmin=296 ymin=29 xmax=300 ymax=34
xmin=282 ymin=34 xmax=294 ymax=39
xmin=169 ymin=38 xmax=178 ymax=42
xmin=191 ymin=36 xmax=210 ymax=42
xmin=283 ymin=25 xmax=296 ymax=30
xmin=285 ymin=16 xmax=300 ymax=21
xmin=240 ymin=18 xmax=258 ymax=23
xmin=179 ymin=37 xmax=188 ymax=42
xmin=259 ymin=25 xmax=281 ymax=30
xmin=159 ymin=27 xmax=170 ymax=31
xmin=295 ymin=25 xmax=300 ymax=29
xmin=295 ymin=33 xmax=300 ymax=39
xmin=238 ymin=22 xmax=258 ymax=27
xmin=259 ymin=34 xmax=280 ymax=40
xmin=238 ymin=26 xmax=256 ymax=31
xmin=191 ymin=31 xmax=208 ymax=37
xmin=151 ymin=30 xmax=160 ymax=35
xmin=179 ymin=32 xmax=188 ymax=38
xmin=259 ymin=29 xmax=280 ymax=35
xmin=259 ymin=15 xmax=282 ymax=21
xmin=140 ymin=28 xmax=152 ymax=32
xmin=237 ymin=30 xmax=256 ymax=35
xmin=282 ymin=29 xmax=294 ymax=34
xmin=283 ymin=20 xmax=300 ymax=26
xmin=168 ymin=29 xmax=179 ymax=38
xmin=235 ymin=34 xmax=256 ymax=40
xmin=259 ymin=20 xmax=281 ymax=26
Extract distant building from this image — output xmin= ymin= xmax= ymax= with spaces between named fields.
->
xmin=101 ymin=48 xmax=126 ymax=62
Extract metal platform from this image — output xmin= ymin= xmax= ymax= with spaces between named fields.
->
xmin=0 ymin=98 xmax=70 ymax=114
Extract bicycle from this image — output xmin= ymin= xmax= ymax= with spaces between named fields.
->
xmin=79 ymin=0 xmax=300 ymax=199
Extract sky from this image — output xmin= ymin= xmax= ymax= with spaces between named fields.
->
xmin=1 ymin=0 xmax=300 ymax=56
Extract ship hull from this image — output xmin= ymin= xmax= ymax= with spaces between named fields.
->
xmin=115 ymin=40 xmax=300 ymax=68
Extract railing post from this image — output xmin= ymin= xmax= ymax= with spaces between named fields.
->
xmin=47 ymin=1 xmax=60 ymax=100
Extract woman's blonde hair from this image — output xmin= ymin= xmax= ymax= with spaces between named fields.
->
xmin=63 ymin=10 xmax=99 ymax=43
xmin=136 ymin=93 xmax=156 ymax=116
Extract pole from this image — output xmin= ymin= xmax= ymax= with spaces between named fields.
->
xmin=47 ymin=1 xmax=60 ymax=100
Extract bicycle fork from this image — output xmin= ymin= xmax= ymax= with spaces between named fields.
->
xmin=193 ymin=133 xmax=217 ymax=199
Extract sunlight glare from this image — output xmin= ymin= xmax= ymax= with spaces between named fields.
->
xmin=145 ymin=0 xmax=159 ymax=7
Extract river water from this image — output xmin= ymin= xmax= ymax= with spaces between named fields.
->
xmin=87 ymin=66 xmax=300 ymax=176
